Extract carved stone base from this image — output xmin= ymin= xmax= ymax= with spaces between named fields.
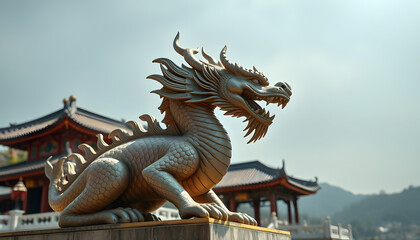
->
xmin=0 ymin=218 xmax=290 ymax=240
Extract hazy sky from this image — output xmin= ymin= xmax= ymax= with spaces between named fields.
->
xmin=0 ymin=1 xmax=419 ymax=194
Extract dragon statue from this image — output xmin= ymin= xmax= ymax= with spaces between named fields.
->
xmin=45 ymin=33 xmax=292 ymax=227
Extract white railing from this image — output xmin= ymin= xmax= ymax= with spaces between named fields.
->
xmin=16 ymin=211 xmax=59 ymax=231
xmin=0 ymin=207 xmax=180 ymax=232
xmin=267 ymin=214 xmax=353 ymax=240
xmin=0 ymin=214 xmax=10 ymax=231
xmin=0 ymin=210 xmax=59 ymax=232
xmin=153 ymin=207 xmax=180 ymax=220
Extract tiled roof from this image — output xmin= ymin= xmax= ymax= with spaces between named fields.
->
xmin=214 ymin=160 xmax=319 ymax=194
xmin=215 ymin=161 xmax=281 ymax=188
xmin=0 ymin=154 xmax=65 ymax=181
xmin=0 ymin=96 xmax=130 ymax=144
xmin=0 ymin=110 xmax=62 ymax=141
xmin=0 ymin=186 xmax=11 ymax=198
xmin=71 ymin=108 xmax=130 ymax=134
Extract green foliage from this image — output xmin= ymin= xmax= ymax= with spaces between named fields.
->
xmin=0 ymin=148 xmax=27 ymax=167
xmin=334 ymin=186 xmax=420 ymax=226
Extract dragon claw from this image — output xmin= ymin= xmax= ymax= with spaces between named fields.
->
xmin=144 ymin=212 xmax=161 ymax=221
xmin=200 ymin=203 xmax=229 ymax=221
xmin=227 ymin=211 xmax=257 ymax=226
xmin=107 ymin=208 xmax=144 ymax=223
xmin=179 ymin=205 xmax=209 ymax=219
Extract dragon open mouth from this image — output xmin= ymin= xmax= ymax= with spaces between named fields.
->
xmin=242 ymin=89 xmax=289 ymax=124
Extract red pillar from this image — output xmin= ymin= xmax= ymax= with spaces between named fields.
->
xmin=286 ymin=200 xmax=292 ymax=224
xmin=269 ymin=194 xmax=278 ymax=216
xmin=293 ymin=198 xmax=300 ymax=224
xmin=229 ymin=197 xmax=237 ymax=212
xmin=22 ymin=187 xmax=28 ymax=212
xmin=253 ymin=198 xmax=261 ymax=226
xmin=40 ymin=184 xmax=50 ymax=212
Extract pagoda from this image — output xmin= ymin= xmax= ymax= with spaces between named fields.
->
xmin=0 ymin=96 xmax=130 ymax=214
xmin=214 ymin=160 xmax=319 ymax=226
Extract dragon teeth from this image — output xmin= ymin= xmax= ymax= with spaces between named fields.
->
xmin=267 ymin=96 xmax=274 ymax=102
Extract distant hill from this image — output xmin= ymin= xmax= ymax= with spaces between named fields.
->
xmin=334 ymin=185 xmax=420 ymax=225
xmin=299 ymin=182 xmax=366 ymax=219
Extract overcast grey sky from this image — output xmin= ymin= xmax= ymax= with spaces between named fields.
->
xmin=1 ymin=0 xmax=419 ymax=194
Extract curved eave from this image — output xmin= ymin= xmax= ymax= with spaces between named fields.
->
xmin=0 ymin=117 xmax=65 ymax=146
xmin=0 ymin=118 xmax=99 ymax=146
xmin=0 ymin=187 xmax=11 ymax=200
xmin=215 ymin=176 xmax=318 ymax=196
xmin=0 ymin=194 xmax=11 ymax=201
xmin=65 ymin=118 xmax=109 ymax=138
xmin=280 ymin=177 xmax=319 ymax=195
xmin=0 ymin=168 xmax=47 ymax=182
xmin=68 ymin=109 xmax=131 ymax=136
xmin=0 ymin=115 xmax=130 ymax=146
xmin=0 ymin=155 xmax=63 ymax=182
xmin=0 ymin=104 xmax=130 ymax=147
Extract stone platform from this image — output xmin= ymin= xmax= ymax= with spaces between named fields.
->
xmin=0 ymin=218 xmax=290 ymax=240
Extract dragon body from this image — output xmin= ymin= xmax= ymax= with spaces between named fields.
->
xmin=45 ymin=34 xmax=292 ymax=227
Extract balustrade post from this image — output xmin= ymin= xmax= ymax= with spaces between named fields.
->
xmin=324 ymin=217 xmax=331 ymax=238
xmin=9 ymin=210 xmax=24 ymax=231
xmin=338 ymin=223 xmax=342 ymax=238
xmin=348 ymin=224 xmax=353 ymax=240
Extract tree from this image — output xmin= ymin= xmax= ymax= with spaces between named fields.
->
xmin=0 ymin=148 xmax=27 ymax=167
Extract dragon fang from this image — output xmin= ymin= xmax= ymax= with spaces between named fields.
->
xmin=45 ymin=33 xmax=292 ymax=227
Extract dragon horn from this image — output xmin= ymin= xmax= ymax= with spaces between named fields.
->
xmin=202 ymin=47 xmax=220 ymax=66
xmin=173 ymin=32 xmax=202 ymax=70
xmin=220 ymin=46 xmax=236 ymax=72
xmin=220 ymin=46 xmax=269 ymax=84
xmin=220 ymin=46 xmax=253 ymax=77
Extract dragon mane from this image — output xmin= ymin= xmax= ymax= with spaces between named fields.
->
xmin=148 ymin=33 xmax=270 ymax=143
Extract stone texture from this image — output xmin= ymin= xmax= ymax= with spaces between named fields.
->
xmin=0 ymin=218 xmax=290 ymax=240
xmin=45 ymin=34 xmax=292 ymax=228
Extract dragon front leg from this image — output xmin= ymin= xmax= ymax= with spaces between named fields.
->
xmin=194 ymin=190 xmax=257 ymax=226
xmin=58 ymin=158 xmax=144 ymax=227
xmin=142 ymin=142 xmax=211 ymax=219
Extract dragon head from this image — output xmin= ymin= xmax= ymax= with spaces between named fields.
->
xmin=148 ymin=33 xmax=292 ymax=143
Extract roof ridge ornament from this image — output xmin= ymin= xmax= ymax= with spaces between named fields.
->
xmin=63 ymin=95 xmax=77 ymax=116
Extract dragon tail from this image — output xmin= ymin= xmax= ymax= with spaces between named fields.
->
xmin=44 ymin=114 xmax=179 ymax=211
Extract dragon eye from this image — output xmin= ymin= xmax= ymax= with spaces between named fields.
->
xmin=251 ymin=79 xmax=259 ymax=85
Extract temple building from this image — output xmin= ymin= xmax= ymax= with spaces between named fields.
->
xmin=214 ymin=161 xmax=319 ymax=226
xmin=0 ymin=96 xmax=130 ymax=214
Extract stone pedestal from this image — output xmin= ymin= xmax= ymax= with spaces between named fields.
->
xmin=0 ymin=218 xmax=290 ymax=240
